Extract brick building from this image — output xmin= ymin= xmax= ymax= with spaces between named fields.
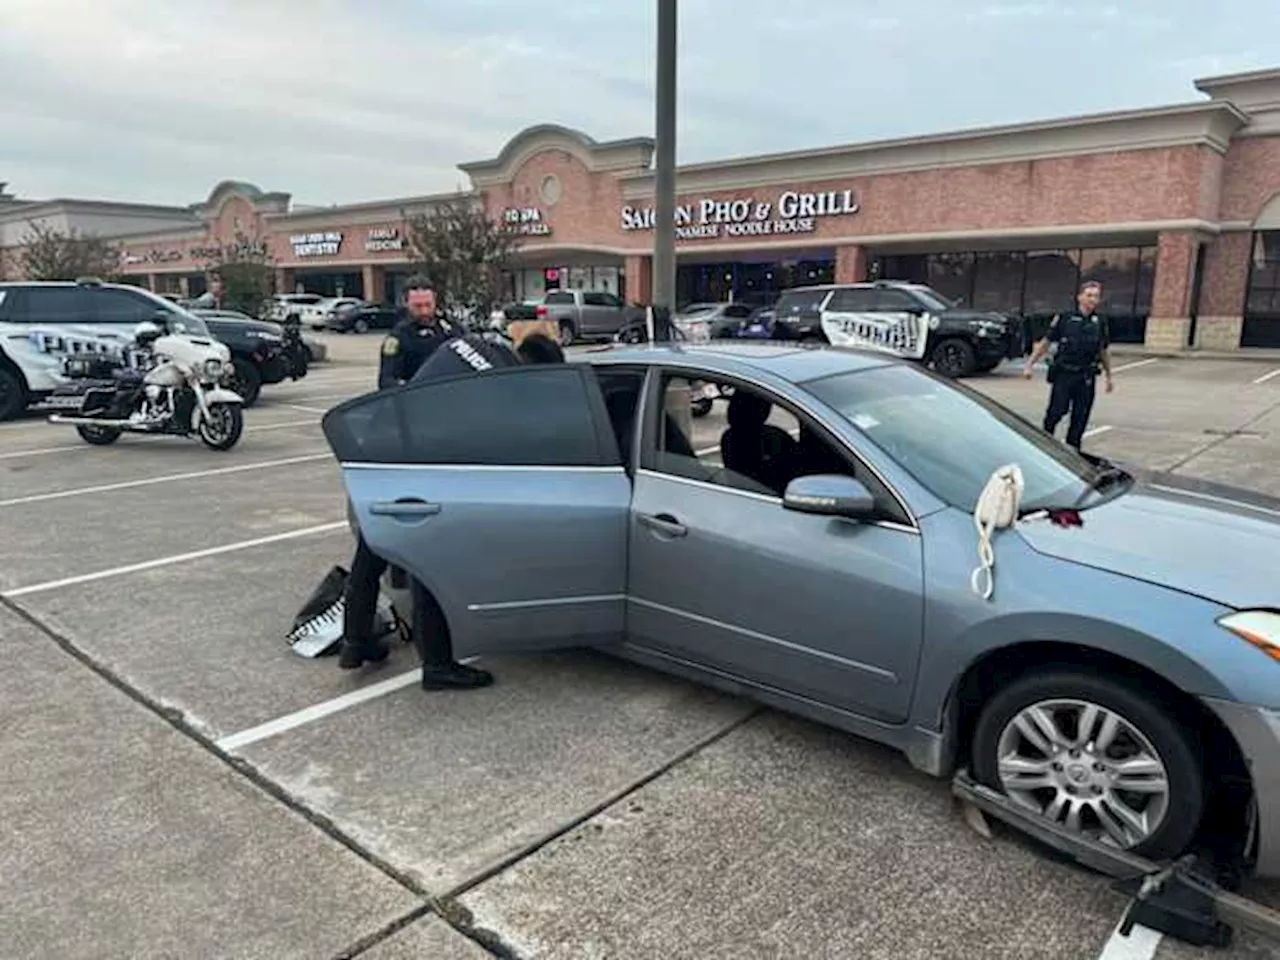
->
xmin=6 ymin=65 xmax=1280 ymax=350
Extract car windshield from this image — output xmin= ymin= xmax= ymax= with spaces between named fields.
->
xmin=804 ymin=364 xmax=1116 ymax=513
xmin=153 ymin=300 xmax=210 ymax=336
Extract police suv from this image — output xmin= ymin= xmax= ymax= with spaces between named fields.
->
xmin=0 ymin=278 xmax=218 ymax=420
xmin=770 ymin=280 xmax=1021 ymax=378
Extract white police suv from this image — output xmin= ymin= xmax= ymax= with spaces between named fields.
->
xmin=0 ymin=278 xmax=219 ymax=420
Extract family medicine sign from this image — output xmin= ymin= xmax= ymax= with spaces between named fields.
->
xmin=620 ymin=188 xmax=859 ymax=240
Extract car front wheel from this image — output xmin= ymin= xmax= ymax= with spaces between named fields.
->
xmin=972 ymin=670 xmax=1203 ymax=863
xmin=930 ymin=337 xmax=977 ymax=378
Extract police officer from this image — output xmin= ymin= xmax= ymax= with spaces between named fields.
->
xmin=1023 ymin=279 xmax=1114 ymax=449
xmin=338 ymin=276 xmax=450 ymax=673
xmin=338 ymin=328 xmax=566 ymax=690
xmin=377 ymin=276 xmax=456 ymax=389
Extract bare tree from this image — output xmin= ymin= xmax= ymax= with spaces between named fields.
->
xmin=194 ymin=231 xmax=276 ymax=317
xmin=20 ymin=221 xmax=123 ymax=281
xmin=404 ymin=192 xmax=522 ymax=327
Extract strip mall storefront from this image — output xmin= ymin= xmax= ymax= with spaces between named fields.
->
xmin=114 ymin=66 xmax=1280 ymax=350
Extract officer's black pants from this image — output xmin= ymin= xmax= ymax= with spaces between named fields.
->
xmin=344 ymin=534 xmax=455 ymax=667
xmin=1043 ymin=371 xmax=1097 ymax=449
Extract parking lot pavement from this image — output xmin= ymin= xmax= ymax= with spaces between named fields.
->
xmin=3 ymin=348 xmax=1280 ymax=958
xmin=0 ymin=605 xmax=421 ymax=960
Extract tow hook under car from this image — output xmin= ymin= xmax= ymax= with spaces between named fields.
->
xmin=952 ymin=771 xmax=1280 ymax=949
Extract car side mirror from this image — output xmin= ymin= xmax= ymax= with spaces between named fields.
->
xmin=151 ymin=309 xmax=172 ymax=332
xmin=783 ymin=474 xmax=878 ymax=521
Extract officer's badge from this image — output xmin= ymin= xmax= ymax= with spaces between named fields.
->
xmin=381 ymin=336 xmax=399 ymax=357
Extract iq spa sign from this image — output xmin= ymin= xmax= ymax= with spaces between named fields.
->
xmin=620 ymin=188 xmax=859 ymax=240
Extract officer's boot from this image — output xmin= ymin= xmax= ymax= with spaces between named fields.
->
xmin=421 ymin=661 xmax=494 ymax=690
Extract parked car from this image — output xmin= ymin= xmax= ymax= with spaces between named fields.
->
xmin=318 ymin=297 xmax=368 ymax=329
xmin=731 ymin=306 xmax=777 ymax=340
xmin=534 ymin=289 xmax=646 ymax=344
xmin=328 ymin=341 xmax=1280 ymax=879
xmin=0 ymin=278 xmax=217 ymax=420
xmin=676 ymin=301 xmax=757 ymax=339
xmin=192 ymin=308 xmax=303 ymax=406
xmin=325 ymin=303 xmax=399 ymax=334
xmin=267 ymin=293 xmax=328 ymax=328
xmin=771 ymin=281 xmax=1021 ymax=378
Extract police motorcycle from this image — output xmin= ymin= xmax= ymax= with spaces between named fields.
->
xmin=613 ymin=307 xmax=732 ymax=418
xmin=47 ymin=318 xmax=246 ymax=450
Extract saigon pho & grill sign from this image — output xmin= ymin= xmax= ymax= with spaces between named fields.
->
xmin=620 ymin=188 xmax=858 ymax=240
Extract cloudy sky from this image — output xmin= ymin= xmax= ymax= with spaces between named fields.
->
xmin=1 ymin=0 xmax=1275 ymax=208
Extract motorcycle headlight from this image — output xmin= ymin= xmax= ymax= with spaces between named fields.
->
xmin=204 ymin=358 xmax=225 ymax=379
xmin=1218 ymin=610 xmax=1280 ymax=663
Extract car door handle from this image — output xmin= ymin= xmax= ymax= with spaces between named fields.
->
xmin=370 ymin=499 xmax=441 ymax=518
xmin=637 ymin=512 xmax=687 ymax=537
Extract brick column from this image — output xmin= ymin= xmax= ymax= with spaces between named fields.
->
xmin=361 ymin=264 xmax=386 ymax=302
xmin=835 ymin=244 xmax=868 ymax=284
xmin=624 ymin=254 xmax=653 ymax=305
xmin=1193 ymin=233 xmax=1250 ymax=350
xmin=1143 ymin=232 xmax=1198 ymax=352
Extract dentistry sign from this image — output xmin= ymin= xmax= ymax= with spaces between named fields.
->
xmin=620 ymin=188 xmax=859 ymax=240
xmin=291 ymin=231 xmax=343 ymax=257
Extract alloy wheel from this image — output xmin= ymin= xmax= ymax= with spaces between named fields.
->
xmin=995 ymin=698 xmax=1171 ymax=849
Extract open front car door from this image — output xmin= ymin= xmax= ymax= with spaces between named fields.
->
xmin=323 ymin=365 xmax=631 ymax=657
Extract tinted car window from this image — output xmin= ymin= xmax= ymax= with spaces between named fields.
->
xmin=724 ymin=304 xmax=753 ymax=318
xmin=582 ymin=292 xmax=614 ymax=307
xmin=774 ymin=289 xmax=828 ymax=318
xmin=25 ymin=288 xmax=91 ymax=324
xmin=827 ymin=288 xmax=877 ymax=312
xmin=324 ymin=366 xmax=615 ymax=467
xmin=544 ymin=291 xmax=575 ymax=305
xmin=871 ymin=289 xmax=920 ymax=312
xmin=93 ymin=289 xmax=157 ymax=325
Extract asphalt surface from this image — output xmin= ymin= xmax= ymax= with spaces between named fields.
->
xmin=2 ymin=335 xmax=1280 ymax=959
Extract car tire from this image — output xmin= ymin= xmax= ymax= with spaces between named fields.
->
xmin=558 ymin=320 xmax=577 ymax=347
xmin=0 ymin=367 xmax=28 ymax=421
xmin=230 ymin=359 xmax=262 ymax=407
xmin=972 ymin=669 xmax=1204 ymax=863
xmin=929 ymin=337 xmax=978 ymax=378
xmin=354 ymin=318 xmax=370 ymax=334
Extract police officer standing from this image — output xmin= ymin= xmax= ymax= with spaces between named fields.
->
xmin=338 ymin=276 xmax=450 ymax=673
xmin=1023 ymin=279 xmax=1114 ymax=449
xmin=378 ymin=276 xmax=456 ymax=389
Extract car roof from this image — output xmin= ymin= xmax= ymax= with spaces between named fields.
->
xmin=580 ymin=341 xmax=898 ymax=383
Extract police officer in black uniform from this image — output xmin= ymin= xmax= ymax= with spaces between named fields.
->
xmin=377 ymin=276 xmax=456 ymax=389
xmin=1024 ymin=279 xmax=1114 ymax=449
xmin=338 ymin=276 xmax=449 ymax=673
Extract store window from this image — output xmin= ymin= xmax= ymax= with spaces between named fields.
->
xmin=971 ymin=252 xmax=1025 ymax=313
xmin=926 ymin=253 xmax=975 ymax=305
xmin=1243 ymin=231 xmax=1280 ymax=347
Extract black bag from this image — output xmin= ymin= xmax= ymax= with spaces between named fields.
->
xmin=287 ymin=565 xmax=350 ymax=658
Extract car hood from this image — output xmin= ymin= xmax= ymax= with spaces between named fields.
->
xmin=937 ymin=308 xmax=1008 ymax=326
xmin=1017 ymin=471 xmax=1280 ymax=610
xmin=205 ymin=319 xmax=283 ymax=338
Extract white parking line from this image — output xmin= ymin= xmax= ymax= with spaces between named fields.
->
xmin=1083 ymin=425 xmax=1113 ymax=438
xmin=1111 ymin=358 xmax=1160 ymax=373
xmin=216 ymin=657 xmax=481 ymax=752
xmin=281 ymin=403 xmax=331 ymax=414
xmin=1095 ymin=919 xmax=1161 ymax=960
xmin=0 ymin=452 xmax=330 ymax=508
xmin=0 ymin=521 xmax=347 ymax=599
xmin=1252 ymin=367 xmax=1280 ymax=385
xmin=0 ymin=419 xmax=320 ymax=461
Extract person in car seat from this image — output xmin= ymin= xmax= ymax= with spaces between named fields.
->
xmin=720 ymin=390 xmax=799 ymax=495
xmin=337 ymin=329 xmax=565 ymax=692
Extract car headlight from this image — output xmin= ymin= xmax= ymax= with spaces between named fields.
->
xmin=1218 ymin=610 xmax=1280 ymax=662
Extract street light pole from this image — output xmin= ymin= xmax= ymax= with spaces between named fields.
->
xmin=652 ymin=0 xmax=677 ymax=314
